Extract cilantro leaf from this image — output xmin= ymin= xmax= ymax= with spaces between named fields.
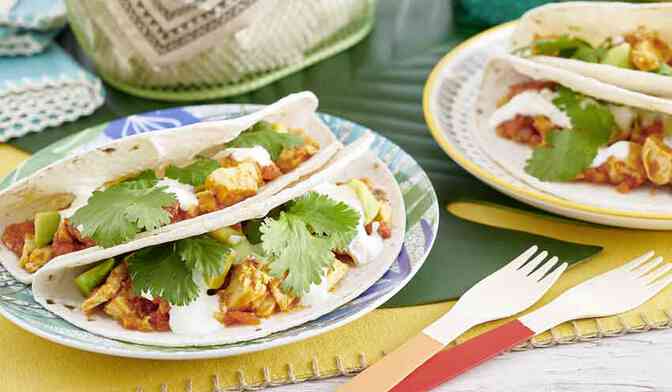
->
xmin=524 ymin=87 xmax=616 ymax=182
xmin=71 ymin=186 xmax=176 ymax=247
xmin=127 ymin=244 xmax=199 ymax=306
xmin=176 ymin=235 xmax=232 ymax=280
xmin=261 ymin=214 xmax=336 ymax=296
xmin=165 ymin=157 xmax=219 ymax=187
xmin=259 ymin=192 xmax=359 ymax=296
xmin=228 ymin=121 xmax=304 ymax=160
xmin=525 ymin=130 xmax=598 ymax=181
xmin=118 ymin=170 xmax=159 ymax=190
xmin=552 ymin=87 xmax=615 ymax=145
xmin=285 ymin=192 xmax=360 ymax=249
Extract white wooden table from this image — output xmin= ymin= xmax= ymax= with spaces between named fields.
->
xmin=270 ymin=329 xmax=672 ymax=391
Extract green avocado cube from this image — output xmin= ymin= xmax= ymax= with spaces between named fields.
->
xmin=34 ymin=211 xmax=61 ymax=248
xmin=209 ymin=226 xmax=243 ymax=245
xmin=74 ymin=258 xmax=117 ymax=297
xmin=600 ymin=43 xmax=633 ymax=69
xmin=346 ymin=179 xmax=380 ymax=225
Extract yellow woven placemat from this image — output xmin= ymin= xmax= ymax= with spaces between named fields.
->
xmin=0 ymin=146 xmax=670 ymax=392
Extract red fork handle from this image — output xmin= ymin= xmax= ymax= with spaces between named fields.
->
xmin=391 ymin=319 xmax=535 ymax=392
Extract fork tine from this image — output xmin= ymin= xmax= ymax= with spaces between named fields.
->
xmin=529 ymin=256 xmax=559 ymax=281
xmin=539 ymin=262 xmax=568 ymax=290
xmin=645 ymin=262 xmax=672 ymax=285
xmin=508 ymin=245 xmax=539 ymax=270
xmin=622 ymin=251 xmax=656 ymax=271
xmin=635 ymin=256 xmax=664 ymax=277
xmin=520 ymin=251 xmax=548 ymax=275
xmin=648 ymin=272 xmax=672 ymax=294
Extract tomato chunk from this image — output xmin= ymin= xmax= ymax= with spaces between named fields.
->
xmin=2 ymin=221 xmax=35 ymax=256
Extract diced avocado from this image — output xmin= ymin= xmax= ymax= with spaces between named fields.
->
xmin=231 ymin=239 xmax=257 ymax=262
xmin=376 ymin=201 xmax=392 ymax=223
xmin=34 ymin=211 xmax=61 ymax=248
xmin=209 ymin=226 xmax=242 ymax=245
xmin=207 ymin=253 xmax=235 ymax=290
xmin=74 ymin=258 xmax=117 ymax=297
xmin=600 ymin=43 xmax=633 ymax=69
xmin=659 ymin=63 xmax=672 ymax=76
xmin=346 ymin=179 xmax=380 ymax=225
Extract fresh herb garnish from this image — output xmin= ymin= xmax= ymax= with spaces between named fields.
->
xmin=71 ymin=184 xmax=176 ymax=248
xmin=525 ymin=87 xmax=616 ymax=181
xmin=165 ymin=157 xmax=219 ymax=187
xmin=117 ymin=170 xmax=159 ymax=190
xmin=259 ymin=192 xmax=359 ymax=296
xmin=128 ymin=235 xmax=233 ymax=305
xmin=228 ymin=121 xmax=304 ymax=160
xmin=177 ymin=235 xmax=232 ymax=280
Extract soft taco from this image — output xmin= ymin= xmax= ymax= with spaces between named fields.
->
xmin=475 ymin=54 xmax=672 ymax=214
xmin=0 ymin=92 xmax=342 ymax=283
xmin=32 ymin=136 xmax=406 ymax=346
xmin=511 ymin=2 xmax=672 ymax=98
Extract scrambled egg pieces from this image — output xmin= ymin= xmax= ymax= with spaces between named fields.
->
xmin=216 ymin=258 xmax=349 ymax=326
xmin=201 ymin=130 xmax=319 ymax=210
xmin=205 ymin=162 xmax=262 ymax=208
xmin=625 ymin=27 xmax=672 ymax=72
xmin=81 ymin=263 xmax=170 ymax=331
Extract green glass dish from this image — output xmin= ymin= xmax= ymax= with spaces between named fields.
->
xmin=65 ymin=0 xmax=376 ymax=102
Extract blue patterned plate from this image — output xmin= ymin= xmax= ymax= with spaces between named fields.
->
xmin=0 ymin=105 xmax=438 ymax=359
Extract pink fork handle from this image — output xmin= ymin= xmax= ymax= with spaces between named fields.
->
xmin=391 ymin=320 xmax=535 ymax=392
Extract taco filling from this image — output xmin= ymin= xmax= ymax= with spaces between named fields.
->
xmin=74 ymin=179 xmax=393 ymax=333
xmin=2 ymin=121 xmax=320 ymax=273
xmin=520 ymin=27 xmax=672 ymax=76
xmin=491 ymin=80 xmax=672 ymax=192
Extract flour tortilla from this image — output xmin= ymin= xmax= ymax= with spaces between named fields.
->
xmin=32 ymin=133 xmax=408 ymax=347
xmin=0 ymin=92 xmax=341 ymax=283
xmin=511 ymin=2 xmax=672 ymax=98
xmin=475 ymin=54 xmax=672 ymax=214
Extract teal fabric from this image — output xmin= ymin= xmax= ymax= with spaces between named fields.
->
xmin=0 ymin=26 xmax=60 ymax=55
xmin=0 ymin=0 xmax=65 ymax=56
xmin=0 ymin=43 xmax=104 ymax=142
xmin=0 ymin=0 xmax=103 ymax=141
xmin=1 ymin=0 xmax=66 ymax=30
xmin=0 ymin=44 xmax=97 ymax=90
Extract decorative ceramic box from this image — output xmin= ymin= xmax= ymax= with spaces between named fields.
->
xmin=66 ymin=0 xmax=375 ymax=101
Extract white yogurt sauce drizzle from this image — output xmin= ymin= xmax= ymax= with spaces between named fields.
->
xmin=489 ymin=89 xmax=572 ymax=130
xmin=302 ymin=278 xmax=331 ymax=308
xmin=157 ymin=178 xmax=198 ymax=210
xmin=313 ymin=183 xmax=385 ymax=266
xmin=590 ymin=141 xmax=632 ymax=168
xmin=169 ymin=274 xmax=221 ymax=335
xmin=215 ymin=146 xmax=273 ymax=167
